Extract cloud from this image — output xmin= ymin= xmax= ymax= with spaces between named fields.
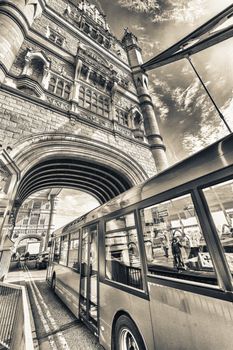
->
xmin=118 ymin=0 xmax=159 ymax=13
xmin=117 ymin=0 xmax=206 ymax=23
xmin=150 ymin=78 xmax=171 ymax=120
xmin=54 ymin=189 xmax=99 ymax=230
xmin=131 ymin=24 xmax=146 ymax=31
xmin=181 ymin=94 xmax=232 ymax=155
xmin=137 ymin=34 xmax=161 ymax=58
xmin=172 ymin=78 xmax=200 ymax=113
xmin=152 ymin=0 xmax=205 ymax=23
xmin=151 ymin=93 xmax=169 ymax=120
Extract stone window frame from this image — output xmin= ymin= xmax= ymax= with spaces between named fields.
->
xmin=48 ymin=74 xmax=72 ymax=100
xmin=18 ymin=50 xmax=51 ymax=96
xmin=48 ymin=27 xmax=65 ymax=47
xmin=23 ymin=219 xmax=29 ymax=225
xmin=30 ymin=213 xmax=40 ymax=226
xmin=128 ymin=106 xmax=145 ymax=141
xmin=116 ymin=108 xmax=129 ymax=127
xmin=40 ymin=218 xmax=46 ymax=225
xmin=80 ymin=19 xmax=112 ymax=49
xmin=78 ymin=85 xmax=110 ymax=117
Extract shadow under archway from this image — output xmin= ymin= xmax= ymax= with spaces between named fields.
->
xmin=15 ymin=158 xmax=133 ymax=207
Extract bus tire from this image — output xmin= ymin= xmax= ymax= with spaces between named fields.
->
xmin=114 ymin=315 xmax=146 ymax=350
xmin=51 ymin=274 xmax=56 ymax=292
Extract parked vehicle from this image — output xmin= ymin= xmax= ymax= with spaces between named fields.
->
xmin=36 ymin=252 xmax=49 ymax=269
xmin=29 ymin=254 xmax=39 ymax=261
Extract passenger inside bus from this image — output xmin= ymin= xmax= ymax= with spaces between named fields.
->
xmin=140 ymin=193 xmax=216 ymax=282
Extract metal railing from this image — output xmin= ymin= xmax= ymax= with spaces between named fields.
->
xmin=0 ymin=282 xmax=34 ymax=350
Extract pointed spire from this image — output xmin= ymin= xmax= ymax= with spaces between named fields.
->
xmin=122 ymin=28 xmax=141 ymax=51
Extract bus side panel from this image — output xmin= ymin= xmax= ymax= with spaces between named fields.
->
xmin=53 ymin=264 xmax=80 ymax=317
xmin=99 ymin=282 xmax=154 ymax=350
xmin=149 ymin=281 xmax=233 ymax=350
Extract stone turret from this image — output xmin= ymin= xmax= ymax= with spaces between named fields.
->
xmin=122 ymin=29 xmax=168 ymax=172
xmin=0 ymin=0 xmax=46 ymax=82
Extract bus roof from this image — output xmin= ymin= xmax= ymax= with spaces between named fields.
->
xmin=58 ymin=133 xmax=233 ymax=235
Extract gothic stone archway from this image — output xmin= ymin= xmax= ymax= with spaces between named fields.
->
xmin=2 ymin=133 xmax=149 ymax=241
xmin=14 ymin=234 xmax=44 ymax=253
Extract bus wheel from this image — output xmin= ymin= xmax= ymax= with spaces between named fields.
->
xmin=115 ymin=315 xmax=145 ymax=350
xmin=51 ymin=275 xmax=56 ymax=292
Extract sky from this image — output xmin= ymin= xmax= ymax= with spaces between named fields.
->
xmin=55 ymin=0 xmax=233 ymax=229
xmin=98 ymin=0 xmax=233 ymax=162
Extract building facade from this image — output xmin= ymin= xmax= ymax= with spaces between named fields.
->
xmin=12 ymin=189 xmax=60 ymax=252
xmin=0 ymin=0 xmax=167 ymax=266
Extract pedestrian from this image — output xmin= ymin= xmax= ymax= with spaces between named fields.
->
xmin=171 ymin=237 xmax=185 ymax=270
xmin=160 ymin=232 xmax=169 ymax=258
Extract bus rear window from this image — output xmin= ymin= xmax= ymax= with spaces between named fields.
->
xmin=140 ymin=194 xmax=217 ymax=284
xmin=203 ymin=179 xmax=233 ymax=279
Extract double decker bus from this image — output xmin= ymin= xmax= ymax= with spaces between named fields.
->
xmin=47 ymin=134 xmax=233 ymax=350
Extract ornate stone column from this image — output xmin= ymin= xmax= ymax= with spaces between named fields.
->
xmin=0 ymin=149 xmax=20 ymax=280
xmin=44 ymin=190 xmax=60 ymax=251
xmin=122 ymin=30 xmax=168 ymax=172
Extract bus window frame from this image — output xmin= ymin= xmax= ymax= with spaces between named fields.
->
xmin=196 ymin=175 xmax=233 ymax=292
xmin=59 ymin=233 xmax=69 ymax=267
xmin=103 ymin=210 xmax=149 ymax=297
xmin=137 ymin=188 xmax=220 ymax=286
xmin=67 ymin=230 xmax=81 ymax=272
xmin=134 ymin=164 xmax=233 ymax=293
xmin=53 ymin=236 xmax=61 ymax=264
xmin=79 ymin=223 xmax=99 ymax=331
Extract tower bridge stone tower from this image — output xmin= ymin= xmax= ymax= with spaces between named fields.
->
xmin=0 ymin=0 xmax=167 ymax=272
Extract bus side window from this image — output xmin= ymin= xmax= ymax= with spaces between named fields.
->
xmin=68 ymin=231 xmax=80 ymax=271
xmin=140 ymin=194 xmax=217 ymax=284
xmin=59 ymin=235 xmax=69 ymax=266
xmin=105 ymin=213 xmax=143 ymax=289
xmin=203 ymin=179 xmax=233 ymax=279
xmin=54 ymin=237 xmax=60 ymax=262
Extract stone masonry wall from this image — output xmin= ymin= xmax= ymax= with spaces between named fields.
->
xmin=0 ymin=89 xmax=157 ymax=177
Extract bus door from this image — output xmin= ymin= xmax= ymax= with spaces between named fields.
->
xmin=80 ymin=224 xmax=98 ymax=332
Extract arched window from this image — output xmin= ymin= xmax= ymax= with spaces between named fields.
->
xmin=48 ymin=78 xmax=56 ymax=93
xmin=28 ymin=58 xmax=44 ymax=83
xmin=104 ymin=98 xmax=109 ymax=117
xmin=134 ymin=111 xmax=142 ymax=128
xmin=98 ymin=35 xmax=103 ymax=44
xmin=84 ymin=23 xmax=90 ymax=34
xmin=56 ymin=36 xmax=63 ymax=46
xmin=64 ymin=84 xmax=71 ymax=100
xmin=81 ymin=65 xmax=88 ymax=79
xmin=99 ymin=75 xmax=106 ymax=88
xmin=56 ymin=81 xmax=64 ymax=97
xmin=49 ymin=32 xmax=56 ymax=42
xmin=89 ymin=71 xmax=97 ymax=84
xmin=92 ymin=93 xmax=97 ymax=112
xmin=119 ymin=111 xmax=128 ymax=126
xmin=79 ymin=86 xmax=85 ymax=107
xmin=85 ymin=89 xmax=91 ymax=109
xmin=98 ymin=96 xmax=104 ymax=115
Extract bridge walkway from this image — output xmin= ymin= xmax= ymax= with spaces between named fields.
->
xmin=6 ymin=267 xmax=103 ymax=350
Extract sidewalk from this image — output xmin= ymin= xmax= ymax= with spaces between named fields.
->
xmin=5 ymin=268 xmax=41 ymax=350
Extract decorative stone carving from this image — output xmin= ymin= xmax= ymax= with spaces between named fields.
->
xmin=78 ymin=45 xmax=109 ymax=69
xmin=46 ymin=96 xmax=70 ymax=111
xmin=18 ymin=48 xmax=51 ymax=94
xmin=115 ymin=94 xmax=133 ymax=110
xmin=0 ymin=161 xmax=11 ymax=194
